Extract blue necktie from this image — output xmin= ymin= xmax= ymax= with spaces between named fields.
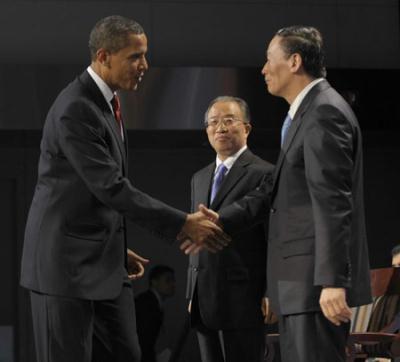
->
xmin=281 ymin=113 xmax=293 ymax=147
xmin=210 ymin=163 xmax=228 ymax=204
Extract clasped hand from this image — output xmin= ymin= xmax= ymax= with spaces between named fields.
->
xmin=179 ymin=204 xmax=231 ymax=255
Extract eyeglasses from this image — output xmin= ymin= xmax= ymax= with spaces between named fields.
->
xmin=204 ymin=116 xmax=245 ymax=128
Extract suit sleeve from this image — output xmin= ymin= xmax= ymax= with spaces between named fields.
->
xmin=304 ymin=104 xmax=354 ymax=288
xmin=186 ymin=175 xmax=196 ymax=300
xmin=218 ymin=171 xmax=273 ymax=235
xmin=55 ymin=100 xmax=186 ymax=242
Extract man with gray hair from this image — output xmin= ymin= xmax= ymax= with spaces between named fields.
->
xmin=195 ymin=25 xmax=372 ymax=361
xmin=20 ymin=15 xmax=227 ymax=362
xmin=186 ymin=96 xmax=274 ymax=362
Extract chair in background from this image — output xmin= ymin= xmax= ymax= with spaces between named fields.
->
xmin=265 ymin=267 xmax=400 ymax=362
xmin=347 ymin=267 xmax=400 ymax=361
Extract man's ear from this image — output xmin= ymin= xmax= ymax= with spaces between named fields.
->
xmin=290 ymin=53 xmax=302 ymax=73
xmin=96 ymin=48 xmax=111 ymax=67
xmin=245 ymin=122 xmax=252 ymax=135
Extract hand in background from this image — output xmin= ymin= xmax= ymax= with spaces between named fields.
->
xmin=319 ymin=287 xmax=352 ymax=326
xmin=179 ymin=207 xmax=231 ymax=255
xmin=127 ymin=248 xmax=149 ymax=280
xmin=261 ymin=297 xmax=278 ymax=324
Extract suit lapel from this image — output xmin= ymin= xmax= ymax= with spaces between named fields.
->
xmin=78 ymin=71 xmax=127 ymax=172
xmin=195 ymin=164 xmax=214 ymax=209
xmin=270 ymin=114 xmax=302 ymax=196
xmin=210 ymin=150 xmax=253 ymax=210
xmin=103 ymin=109 xmax=128 ymax=168
xmin=270 ymin=80 xmax=331 ymax=202
xmin=123 ymin=124 xmax=129 ymax=174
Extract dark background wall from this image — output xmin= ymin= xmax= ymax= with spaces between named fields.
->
xmin=0 ymin=0 xmax=399 ymax=361
xmin=1 ymin=0 xmax=399 ymax=67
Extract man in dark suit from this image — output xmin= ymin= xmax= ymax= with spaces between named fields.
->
xmin=19 ymin=15 xmax=227 ymax=362
xmin=194 ymin=26 xmax=372 ymax=361
xmin=135 ymin=265 xmax=176 ymax=362
xmin=186 ymin=96 xmax=274 ymax=362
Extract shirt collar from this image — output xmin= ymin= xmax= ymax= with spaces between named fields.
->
xmin=288 ymin=78 xmax=324 ymax=120
xmin=87 ymin=66 xmax=115 ymax=110
xmin=215 ymin=145 xmax=247 ymax=173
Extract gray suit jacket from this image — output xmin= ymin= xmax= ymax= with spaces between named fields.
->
xmin=219 ymin=80 xmax=372 ymax=315
xmin=20 ymin=70 xmax=186 ymax=300
xmin=187 ymin=149 xmax=274 ymax=329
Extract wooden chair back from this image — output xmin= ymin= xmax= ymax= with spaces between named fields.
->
xmin=370 ymin=267 xmax=400 ymax=297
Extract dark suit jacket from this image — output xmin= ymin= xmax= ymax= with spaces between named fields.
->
xmin=187 ymin=149 xmax=274 ymax=329
xmin=20 ymin=70 xmax=186 ymax=300
xmin=135 ymin=290 xmax=163 ymax=362
xmin=219 ymin=80 xmax=372 ymax=315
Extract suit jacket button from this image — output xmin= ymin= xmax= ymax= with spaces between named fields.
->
xmin=270 ymin=208 xmax=276 ymax=214
xmin=193 ymin=267 xmax=198 ymax=272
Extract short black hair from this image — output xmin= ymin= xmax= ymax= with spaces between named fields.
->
xmin=149 ymin=265 xmax=174 ymax=286
xmin=88 ymin=15 xmax=144 ymax=60
xmin=276 ymin=25 xmax=326 ymax=79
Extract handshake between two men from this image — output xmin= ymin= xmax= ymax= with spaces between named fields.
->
xmin=179 ymin=204 xmax=229 ymax=255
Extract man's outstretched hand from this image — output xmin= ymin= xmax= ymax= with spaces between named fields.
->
xmin=179 ymin=204 xmax=230 ymax=255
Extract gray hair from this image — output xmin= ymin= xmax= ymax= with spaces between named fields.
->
xmin=204 ymin=96 xmax=251 ymax=125
xmin=276 ymin=25 xmax=326 ymax=79
xmin=89 ymin=15 xmax=144 ymax=60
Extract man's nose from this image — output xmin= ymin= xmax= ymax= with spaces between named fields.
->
xmin=261 ymin=63 xmax=267 ymax=75
xmin=140 ymin=57 xmax=148 ymax=72
xmin=215 ymin=122 xmax=228 ymax=131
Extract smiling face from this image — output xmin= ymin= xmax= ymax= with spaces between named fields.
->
xmin=96 ymin=33 xmax=148 ymax=92
xmin=206 ymin=101 xmax=251 ymax=160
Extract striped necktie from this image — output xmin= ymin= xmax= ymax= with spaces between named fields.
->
xmin=210 ymin=163 xmax=228 ymax=204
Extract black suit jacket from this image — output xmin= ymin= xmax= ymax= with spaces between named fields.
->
xmin=187 ymin=149 xmax=274 ymax=329
xmin=135 ymin=290 xmax=163 ymax=362
xmin=219 ymin=80 xmax=372 ymax=315
xmin=20 ymin=70 xmax=186 ymax=300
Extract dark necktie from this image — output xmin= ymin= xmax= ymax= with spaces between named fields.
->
xmin=210 ymin=163 xmax=228 ymax=204
xmin=281 ymin=113 xmax=292 ymax=147
xmin=111 ymin=94 xmax=124 ymax=139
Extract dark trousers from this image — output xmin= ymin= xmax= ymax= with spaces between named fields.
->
xmin=195 ymin=324 xmax=265 ymax=362
xmin=30 ymin=281 xmax=140 ymax=362
xmin=191 ymin=291 xmax=264 ymax=362
xmin=278 ymin=312 xmax=350 ymax=362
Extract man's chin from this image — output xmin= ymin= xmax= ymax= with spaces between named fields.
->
xmin=120 ymin=82 xmax=138 ymax=91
